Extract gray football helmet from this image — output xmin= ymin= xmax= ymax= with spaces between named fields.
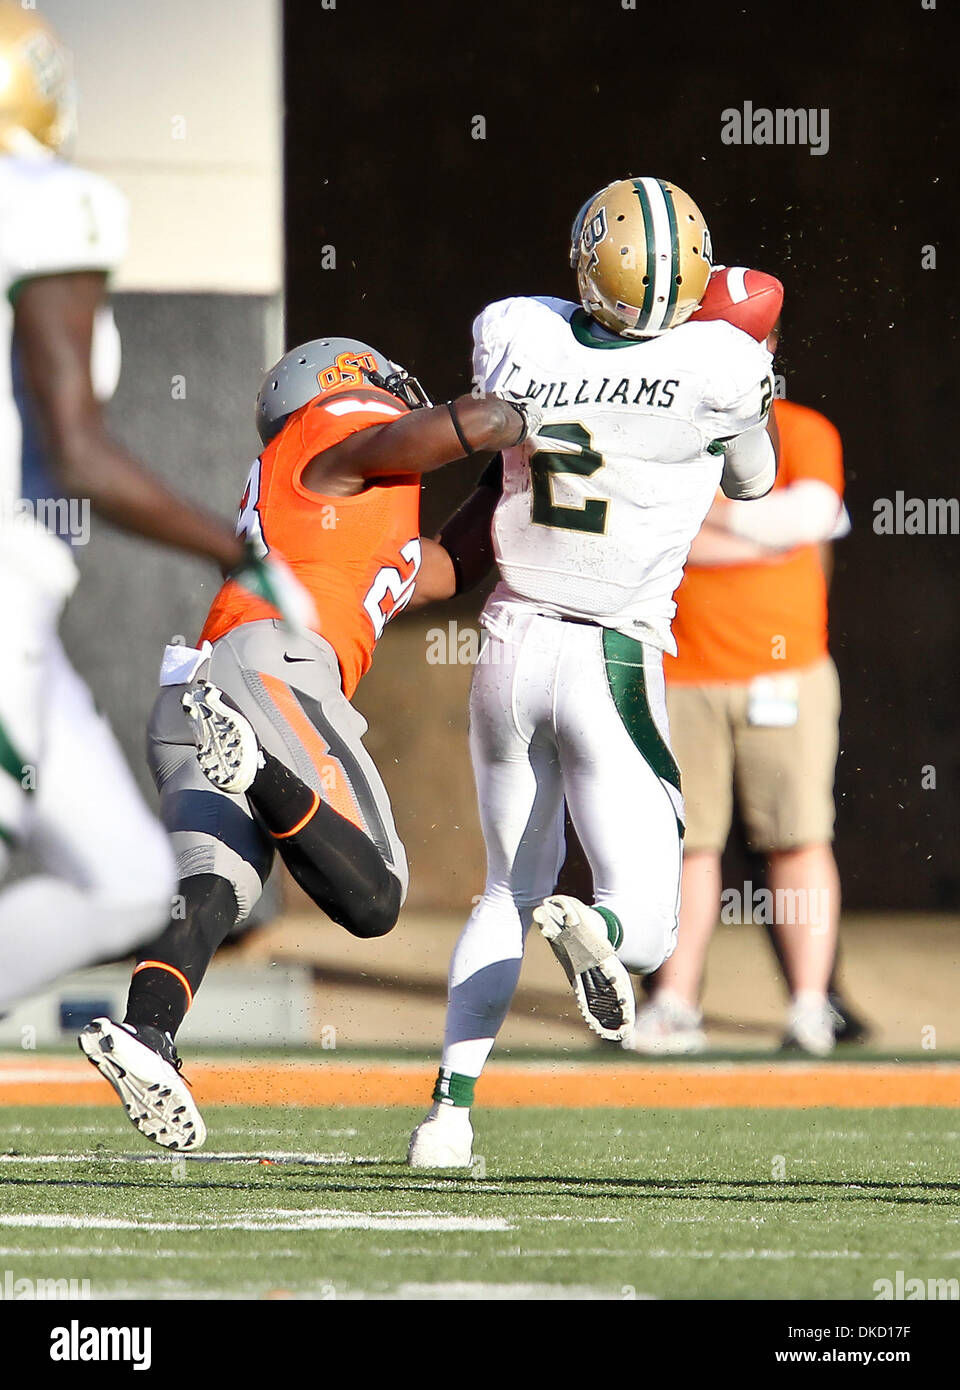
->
xmin=255 ymin=336 xmax=431 ymax=446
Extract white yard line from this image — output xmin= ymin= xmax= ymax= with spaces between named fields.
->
xmin=0 ymin=1151 xmax=381 ymax=1166
xmin=527 ymin=1214 xmax=622 ymax=1224
xmin=0 ymin=1245 xmax=310 ymax=1260
xmin=87 ymin=1280 xmax=656 ymax=1301
xmin=0 ymin=1210 xmax=511 ymax=1234
xmin=378 ymin=1282 xmax=656 ymax=1301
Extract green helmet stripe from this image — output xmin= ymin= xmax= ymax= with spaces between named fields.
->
xmin=631 ymin=178 xmax=657 ymax=331
xmin=658 ymin=178 xmax=680 ymax=326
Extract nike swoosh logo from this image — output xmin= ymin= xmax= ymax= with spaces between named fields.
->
xmin=282 ymin=654 xmax=314 ymax=664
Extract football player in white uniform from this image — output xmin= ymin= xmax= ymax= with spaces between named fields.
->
xmin=409 ymin=177 xmax=777 ymax=1166
xmin=0 ymin=5 xmax=302 ymax=1013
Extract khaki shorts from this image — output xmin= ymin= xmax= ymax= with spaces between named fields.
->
xmin=665 ymin=657 xmax=840 ymax=854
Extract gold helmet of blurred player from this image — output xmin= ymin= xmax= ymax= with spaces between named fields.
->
xmin=0 ymin=2 xmax=75 ymax=156
xmin=570 ymin=177 xmax=713 ymax=338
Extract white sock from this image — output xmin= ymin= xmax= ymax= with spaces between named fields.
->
xmin=792 ymin=989 xmax=829 ymax=1010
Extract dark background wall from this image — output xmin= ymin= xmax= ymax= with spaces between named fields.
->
xmin=283 ymin=0 xmax=957 ymax=911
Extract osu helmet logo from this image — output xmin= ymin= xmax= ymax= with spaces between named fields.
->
xmin=318 ymin=350 xmax=378 ymax=392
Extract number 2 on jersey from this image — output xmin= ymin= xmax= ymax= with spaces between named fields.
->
xmin=530 ymin=423 xmax=609 ymax=534
xmin=363 ymin=539 xmax=422 ymax=640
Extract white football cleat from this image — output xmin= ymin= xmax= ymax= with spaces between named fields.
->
xmin=781 ymin=994 xmax=840 ymax=1056
xmin=623 ymin=991 xmax=708 ymax=1055
xmin=79 ymin=1017 xmax=206 ymax=1150
xmin=181 ymin=681 xmax=260 ymax=794
xmin=534 ymin=894 xmax=635 ymax=1042
xmin=407 ymin=1103 xmax=474 ymax=1169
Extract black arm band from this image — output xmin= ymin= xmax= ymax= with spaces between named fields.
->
xmin=507 ymin=400 xmax=528 ymax=446
xmin=446 ymin=400 xmax=477 ymax=456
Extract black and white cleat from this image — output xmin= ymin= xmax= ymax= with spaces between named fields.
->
xmin=533 ymin=894 xmax=636 ymax=1043
xmin=181 ymin=681 xmax=260 ymax=794
xmin=78 ymin=1017 xmax=206 ymax=1151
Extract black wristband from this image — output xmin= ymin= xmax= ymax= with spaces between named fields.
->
xmin=446 ymin=400 xmax=477 ymax=456
xmin=507 ymin=400 xmax=529 ymax=445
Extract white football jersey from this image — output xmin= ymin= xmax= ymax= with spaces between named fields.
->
xmin=0 ymin=152 xmax=127 ymax=516
xmin=473 ymin=295 xmax=775 ymax=653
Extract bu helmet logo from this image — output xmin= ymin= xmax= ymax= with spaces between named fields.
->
xmin=580 ymin=207 xmax=607 ymax=267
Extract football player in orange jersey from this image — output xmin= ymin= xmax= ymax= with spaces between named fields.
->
xmin=79 ymin=336 xmax=539 ymax=1149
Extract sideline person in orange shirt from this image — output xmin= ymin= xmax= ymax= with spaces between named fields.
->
xmin=628 ymin=320 xmax=851 ymax=1055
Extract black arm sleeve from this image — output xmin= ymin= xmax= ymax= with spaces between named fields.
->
xmin=476 ymin=453 xmax=504 ymax=493
xmin=436 ymin=456 xmax=503 ymax=593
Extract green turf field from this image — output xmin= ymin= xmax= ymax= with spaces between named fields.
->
xmin=1 ymin=1105 xmax=957 ymax=1300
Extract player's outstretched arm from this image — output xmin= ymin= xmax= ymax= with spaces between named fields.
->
xmin=15 ymin=272 xmax=245 ymax=570
xmin=303 ymin=393 xmax=537 ymax=491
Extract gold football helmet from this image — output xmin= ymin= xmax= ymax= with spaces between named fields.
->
xmin=0 ymin=3 xmax=75 ymax=156
xmin=570 ymin=177 xmax=713 ymax=338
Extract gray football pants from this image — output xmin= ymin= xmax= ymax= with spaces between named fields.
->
xmin=147 ymin=620 xmax=408 ymax=925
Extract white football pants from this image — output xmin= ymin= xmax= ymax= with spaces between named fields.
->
xmin=441 ymin=602 xmax=683 ymax=1079
xmin=0 ymin=536 xmax=175 ymax=1012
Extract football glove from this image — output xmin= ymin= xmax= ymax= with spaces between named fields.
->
xmin=506 ymin=396 xmax=543 ymax=443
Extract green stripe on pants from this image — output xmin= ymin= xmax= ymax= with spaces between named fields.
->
xmin=602 ymin=629 xmax=682 ymax=795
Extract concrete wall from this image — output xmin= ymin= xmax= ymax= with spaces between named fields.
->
xmin=41 ymin=0 xmax=282 ymax=293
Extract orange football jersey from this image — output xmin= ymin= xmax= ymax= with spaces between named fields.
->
xmin=200 ymin=384 xmax=422 ymax=699
xmin=666 ymin=398 xmax=844 ymax=683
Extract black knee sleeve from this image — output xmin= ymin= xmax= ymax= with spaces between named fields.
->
xmin=249 ymin=750 xmax=402 ymax=940
xmin=282 ymin=838 xmax=402 ymax=940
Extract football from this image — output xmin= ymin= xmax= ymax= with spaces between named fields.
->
xmin=692 ymin=264 xmax=783 ymax=341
